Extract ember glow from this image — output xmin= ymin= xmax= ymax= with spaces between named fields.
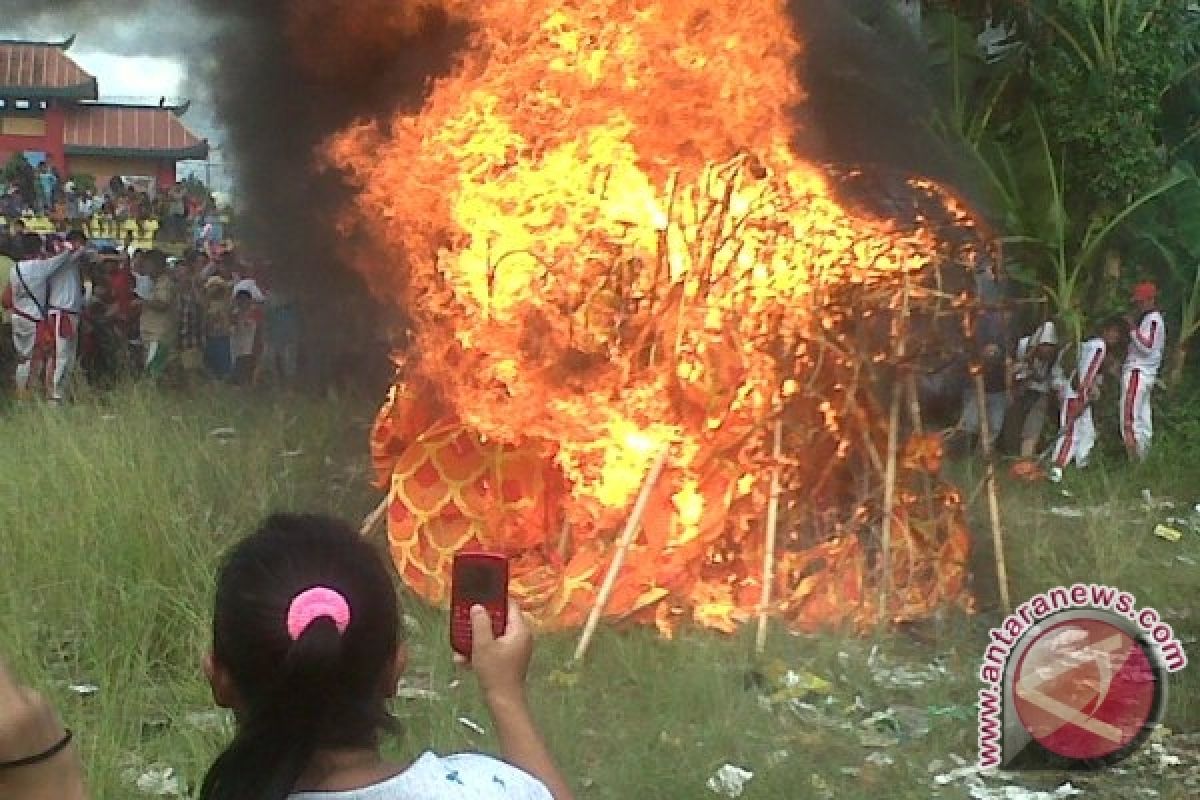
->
xmin=326 ymin=0 xmax=975 ymax=634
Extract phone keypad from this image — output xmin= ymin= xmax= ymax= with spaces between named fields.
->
xmin=451 ymin=605 xmax=506 ymax=655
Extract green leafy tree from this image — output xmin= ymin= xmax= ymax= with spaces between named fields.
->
xmin=925 ymin=0 xmax=1200 ymax=378
xmin=2 ymin=153 xmax=35 ymax=207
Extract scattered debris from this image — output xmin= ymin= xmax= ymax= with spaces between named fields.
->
xmin=67 ymin=682 xmax=99 ymax=697
xmin=967 ymin=784 xmax=1082 ymax=800
xmin=122 ymin=763 xmax=183 ymax=797
xmin=865 ymin=752 xmax=895 ymax=768
xmin=766 ymin=669 xmax=832 ymax=704
xmin=706 ymin=764 xmax=754 ymax=798
xmin=394 ymin=687 xmax=440 ymax=701
xmin=1145 ymin=742 xmax=1182 ymax=769
xmin=928 ymin=704 xmax=975 ymax=721
xmin=1154 ymin=524 xmax=1183 ymax=542
xmin=547 ymin=668 xmax=581 ymax=689
xmin=183 ymin=709 xmax=232 ymax=734
xmin=932 ymin=759 xmax=1083 ymax=800
xmin=868 ymin=658 xmax=949 ymax=690
xmin=280 ymin=448 xmax=305 ymax=458
xmin=1047 ymin=506 xmax=1084 ymax=519
xmin=1141 ymin=489 xmax=1175 ymax=512
xmin=457 ymin=716 xmax=487 ymax=735
xmin=857 ymin=728 xmax=899 ymax=748
xmin=777 ymin=700 xmax=853 ymax=731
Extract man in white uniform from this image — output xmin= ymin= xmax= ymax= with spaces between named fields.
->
xmin=1009 ymin=320 xmax=1060 ymax=457
xmin=1049 ymin=319 xmax=1125 ymax=483
xmin=1121 ymin=282 xmax=1165 ymax=462
xmin=8 ymin=234 xmax=82 ymax=398
xmin=45 ymin=230 xmax=89 ymax=403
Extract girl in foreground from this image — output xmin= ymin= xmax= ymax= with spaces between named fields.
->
xmin=200 ymin=513 xmax=573 ymax=800
xmin=0 ymin=513 xmax=572 ymax=800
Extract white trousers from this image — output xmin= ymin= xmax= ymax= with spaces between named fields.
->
xmin=11 ymin=316 xmax=39 ymax=390
xmin=1120 ymin=369 xmax=1154 ymax=461
xmin=1052 ymin=397 xmax=1096 ymax=469
xmin=46 ymin=311 xmax=79 ymax=402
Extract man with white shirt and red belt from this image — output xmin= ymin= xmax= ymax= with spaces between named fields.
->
xmin=6 ymin=234 xmax=83 ymax=398
xmin=45 ymin=230 xmax=89 ymax=403
xmin=1049 ymin=318 xmax=1126 ymax=483
xmin=1121 ymin=282 xmax=1166 ymax=462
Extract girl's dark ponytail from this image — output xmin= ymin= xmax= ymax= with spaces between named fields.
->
xmin=200 ymin=617 xmax=345 ymax=800
xmin=199 ymin=515 xmax=400 ymax=800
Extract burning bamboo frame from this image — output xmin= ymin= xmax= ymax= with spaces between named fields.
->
xmin=365 ymin=146 xmax=982 ymax=639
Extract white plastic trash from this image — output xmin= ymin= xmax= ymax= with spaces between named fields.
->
xmin=707 ymin=764 xmax=754 ymax=798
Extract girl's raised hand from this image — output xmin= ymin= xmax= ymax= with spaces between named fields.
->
xmin=457 ymin=601 xmax=533 ymax=702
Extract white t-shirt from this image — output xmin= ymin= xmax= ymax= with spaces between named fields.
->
xmin=1125 ymin=310 xmax=1165 ymax=375
xmin=10 ymin=251 xmax=77 ymax=320
xmin=48 ymin=256 xmax=85 ymax=313
xmin=288 ymin=752 xmax=552 ymax=800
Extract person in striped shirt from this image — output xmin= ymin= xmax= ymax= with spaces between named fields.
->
xmin=1048 ymin=318 xmax=1127 ymax=483
xmin=1121 ymin=282 xmax=1166 ymax=462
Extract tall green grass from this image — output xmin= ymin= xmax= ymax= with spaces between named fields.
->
xmin=0 ymin=386 xmax=1195 ymax=798
xmin=0 ymin=386 xmax=375 ymax=794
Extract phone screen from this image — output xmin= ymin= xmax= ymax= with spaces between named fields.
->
xmin=457 ymin=563 xmax=504 ymax=602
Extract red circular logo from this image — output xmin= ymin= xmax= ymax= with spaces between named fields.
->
xmin=1012 ymin=617 xmax=1160 ymax=762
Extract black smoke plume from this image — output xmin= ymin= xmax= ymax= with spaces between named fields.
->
xmin=788 ymin=0 xmax=991 ymax=223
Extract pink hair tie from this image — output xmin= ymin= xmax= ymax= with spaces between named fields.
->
xmin=286 ymin=587 xmax=351 ymax=641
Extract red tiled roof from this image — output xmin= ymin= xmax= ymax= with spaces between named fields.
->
xmin=0 ymin=41 xmax=97 ymax=98
xmin=64 ymin=105 xmax=208 ymax=159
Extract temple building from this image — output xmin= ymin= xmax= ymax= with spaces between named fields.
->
xmin=0 ymin=36 xmax=208 ymax=189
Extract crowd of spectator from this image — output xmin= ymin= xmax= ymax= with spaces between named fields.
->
xmin=1 ymin=223 xmax=301 ymax=400
xmin=0 ymin=158 xmax=216 ymax=243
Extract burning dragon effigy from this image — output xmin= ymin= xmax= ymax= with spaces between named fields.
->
xmin=322 ymin=0 xmax=977 ymax=636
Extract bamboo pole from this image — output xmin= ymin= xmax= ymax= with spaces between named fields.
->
xmin=359 ymin=494 xmax=390 ymax=538
xmin=878 ymin=383 xmax=902 ymax=624
xmin=973 ymin=370 xmax=1012 ymax=613
xmin=573 ymin=447 xmax=671 ymax=663
xmin=754 ymin=412 xmax=785 ymax=655
xmin=904 ymin=373 xmax=924 ymax=435
xmin=557 ymin=517 xmax=572 ymax=562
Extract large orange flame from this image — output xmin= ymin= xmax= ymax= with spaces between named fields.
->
xmin=323 ymin=0 xmax=974 ymax=634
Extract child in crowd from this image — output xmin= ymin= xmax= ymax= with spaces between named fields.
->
xmin=0 ymin=514 xmax=572 ymax=800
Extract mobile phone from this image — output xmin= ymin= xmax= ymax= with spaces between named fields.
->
xmin=450 ymin=551 xmax=509 ymax=659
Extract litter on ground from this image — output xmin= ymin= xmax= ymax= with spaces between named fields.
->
xmin=706 ymin=764 xmax=754 ymax=798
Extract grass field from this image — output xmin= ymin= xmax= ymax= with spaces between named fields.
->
xmin=0 ymin=385 xmax=1196 ymax=799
